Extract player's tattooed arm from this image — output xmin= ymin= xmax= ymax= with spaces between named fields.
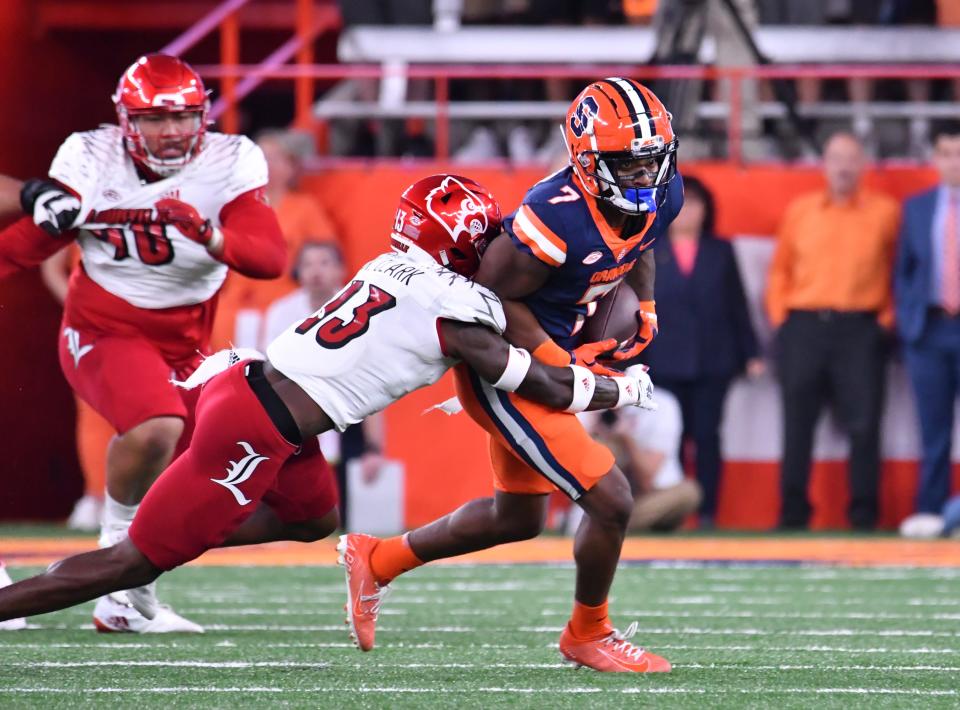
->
xmin=439 ymin=320 xmax=622 ymax=411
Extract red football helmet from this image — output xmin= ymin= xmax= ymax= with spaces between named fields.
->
xmin=390 ymin=174 xmax=502 ymax=278
xmin=113 ymin=54 xmax=209 ymax=177
xmin=564 ymin=77 xmax=678 ymax=215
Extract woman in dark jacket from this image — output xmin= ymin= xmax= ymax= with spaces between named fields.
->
xmin=645 ymin=176 xmax=764 ymax=527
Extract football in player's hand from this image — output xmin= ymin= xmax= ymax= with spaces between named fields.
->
xmin=581 ymin=284 xmax=640 ymax=348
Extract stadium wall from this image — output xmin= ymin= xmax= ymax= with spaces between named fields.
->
xmin=4 ymin=158 xmax=960 ymax=526
xmin=301 ymin=163 xmax=960 ymax=529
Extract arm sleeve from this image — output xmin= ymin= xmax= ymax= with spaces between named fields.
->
xmin=0 ymin=216 xmax=74 ymax=279
xmin=216 ymin=188 xmax=287 ymax=279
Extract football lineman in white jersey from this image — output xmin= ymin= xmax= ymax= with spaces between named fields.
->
xmin=0 ymin=174 xmax=654 ymax=629
xmin=0 ymin=54 xmax=287 ymax=632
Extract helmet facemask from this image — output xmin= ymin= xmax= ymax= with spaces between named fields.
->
xmin=113 ymin=54 xmax=210 ymax=178
xmin=118 ymin=106 xmax=207 ymax=177
xmin=574 ymin=134 xmax=678 ymax=215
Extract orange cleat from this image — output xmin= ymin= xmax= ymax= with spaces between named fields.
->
xmin=336 ymin=533 xmax=391 ymax=652
xmin=559 ymin=621 xmax=672 ymax=673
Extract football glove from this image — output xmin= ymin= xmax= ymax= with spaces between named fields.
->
xmin=611 ymin=300 xmax=658 ymax=362
xmin=571 ymin=338 xmax=621 ymax=377
xmin=20 ymin=179 xmax=82 ymax=237
xmin=534 ymin=338 xmax=621 ymax=377
xmin=624 ymin=364 xmax=657 ymax=410
xmin=154 ymin=198 xmax=221 ymax=249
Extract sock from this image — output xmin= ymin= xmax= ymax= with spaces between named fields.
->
xmin=98 ymin=493 xmax=138 ymax=549
xmin=369 ymin=533 xmax=424 ymax=586
xmin=570 ymin=599 xmax=612 ymax=640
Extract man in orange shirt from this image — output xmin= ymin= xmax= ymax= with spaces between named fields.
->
xmin=765 ymin=132 xmax=900 ymax=530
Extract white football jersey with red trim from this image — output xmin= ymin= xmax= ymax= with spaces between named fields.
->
xmin=48 ymin=125 xmax=268 ymax=309
xmin=266 ymin=252 xmax=505 ymax=431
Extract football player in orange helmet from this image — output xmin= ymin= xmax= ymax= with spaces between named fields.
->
xmin=0 ymin=174 xmax=653 ymax=637
xmin=338 ymin=79 xmax=683 ymax=673
xmin=565 ymin=78 xmax=678 ymax=217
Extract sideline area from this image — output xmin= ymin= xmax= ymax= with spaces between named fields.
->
xmin=4 ymin=532 xmax=960 ymax=567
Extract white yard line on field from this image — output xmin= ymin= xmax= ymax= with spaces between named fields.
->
xmin=9 ymin=660 xmax=960 ymax=672
xmin=0 ymin=687 xmax=956 ymax=697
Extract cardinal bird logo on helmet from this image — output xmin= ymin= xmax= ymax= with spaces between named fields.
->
xmin=424 ymin=176 xmax=491 ymax=245
xmin=390 ymin=174 xmax=502 ymax=278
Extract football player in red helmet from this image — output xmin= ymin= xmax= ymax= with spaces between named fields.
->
xmin=114 ymin=54 xmax=210 ymax=177
xmin=0 ymin=174 xmax=653 ymax=636
xmin=0 ymin=53 xmax=288 ymax=633
xmin=390 ymin=173 xmax=501 ymax=277
xmin=337 ymin=79 xmax=683 ymax=673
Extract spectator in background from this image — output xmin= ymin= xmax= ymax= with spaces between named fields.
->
xmin=645 ymin=176 xmax=762 ymax=528
xmin=260 ymin=240 xmax=386 ymax=527
xmin=210 ymin=129 xmax=339 ymax=350
xmin=260 ymin=241 xmax=347 ymax=348
xmin=582 ymin=390 xmax=702 ymax=532
xmin=766 ymin=131 xmax=900 ymax=530
xmin=895 ymin=120 xmax=960 ymax=538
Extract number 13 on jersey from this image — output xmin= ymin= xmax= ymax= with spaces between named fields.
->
xmin=294 ymin=280 xmax=397 ymax=349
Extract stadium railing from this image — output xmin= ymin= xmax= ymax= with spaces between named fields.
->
xmin=191 ymin=62 xmax=960 ymax=164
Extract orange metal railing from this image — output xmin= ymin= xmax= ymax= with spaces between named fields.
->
xmin=161 ymin=2 xmax=960 ymax=163
xmin=191 ymin=62 xmax=960 ymax=163
xmin=161 ymin=0 xmax=338 ymax=134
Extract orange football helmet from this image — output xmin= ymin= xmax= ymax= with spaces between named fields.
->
xmin=563 ymin=78 xmax=678 ymax=215
xmin=113 ymin=54 xmax=209 ymax=177
xmin=390 ymin=174 xmax=502 ymax=278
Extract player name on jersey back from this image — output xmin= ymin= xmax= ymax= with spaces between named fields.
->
xmin=266 ymin=252 xmax=506 ymax=431
xmin=48 ymin=125 xmax=268 ymax=309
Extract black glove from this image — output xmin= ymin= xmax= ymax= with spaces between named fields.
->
xmin=20 ymin=179 xmax=81 ymax=237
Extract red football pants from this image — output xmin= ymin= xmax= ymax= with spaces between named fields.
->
xmin=129 ymin=361 xmax=338 ymax=570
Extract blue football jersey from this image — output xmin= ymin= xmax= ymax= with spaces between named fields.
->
xmin=503 ymin=167 xmax=683 ymax=349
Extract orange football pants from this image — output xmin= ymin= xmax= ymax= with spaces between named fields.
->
xmin=453 ymin=364 xmax=614 ymax=499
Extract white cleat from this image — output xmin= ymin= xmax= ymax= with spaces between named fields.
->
xmin=93 ymin=593 xmax=204 ymax=633
xmin=0 ymin=564 xmax=26 ymax=630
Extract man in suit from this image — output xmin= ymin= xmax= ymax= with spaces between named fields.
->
xmin=895 ymin=120 xmax=960 ymax=538
xmin=766 ymin=132 xmax=900 ymax=530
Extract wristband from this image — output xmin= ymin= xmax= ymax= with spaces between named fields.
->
xmin=492 ymin=345 xmax=532 ymax=392
xmin=565 ymin=365 xmax=596 ymax=413
xmin=613 ymin=376 xmax=641 ymax=408
xmin=206 ymin=226 xmax=224 ymax=254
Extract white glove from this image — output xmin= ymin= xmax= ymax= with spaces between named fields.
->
xmin=624 ymin=364 xmax=657 ymax=411
xmin=20 ymin=179 xmax=82 ymax=237
xmin=171 ymin=348 xmax=266 ymax=389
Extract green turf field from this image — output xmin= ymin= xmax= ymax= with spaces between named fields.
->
xmin=1 ymin=563 xmax=958 ymax=708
